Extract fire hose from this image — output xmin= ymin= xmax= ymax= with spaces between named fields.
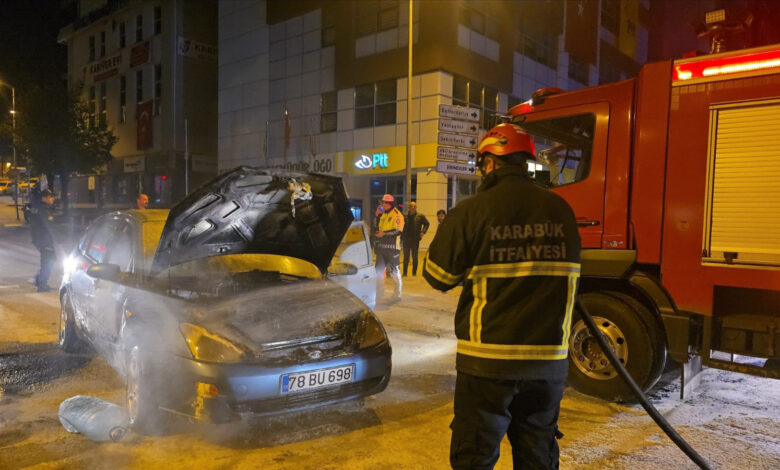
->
xmin=575 ymin=299 xmax=712 ymax=470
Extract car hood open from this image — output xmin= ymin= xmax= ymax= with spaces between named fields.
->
xmin=151 ymin=167 xmax=353 ymax=274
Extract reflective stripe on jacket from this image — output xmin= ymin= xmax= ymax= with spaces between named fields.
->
xmin=376 ymin=207 xmax=404 ymax=250
xmin=423 ymin=165 xmax=581 ymax=380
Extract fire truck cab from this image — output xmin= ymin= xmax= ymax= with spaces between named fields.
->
xmin=508 ymin=44 xmax=780 ymax=401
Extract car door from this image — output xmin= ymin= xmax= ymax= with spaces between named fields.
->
xmin=91 ymin=217 xmax=136 ymax=348
xmin=70 ymin=216 xmax=114 ymax=337
xmin=329 ymin=222 xmax=377 ymax=310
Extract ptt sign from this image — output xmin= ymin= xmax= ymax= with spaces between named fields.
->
xmin=354 ymin=153 xmax=389 ymax=170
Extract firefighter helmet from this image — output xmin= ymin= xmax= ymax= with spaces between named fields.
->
xmin=382 ymin=194 xmax=395 ymax=203
xmin=477 ymin=123 xmax=535 ymax=158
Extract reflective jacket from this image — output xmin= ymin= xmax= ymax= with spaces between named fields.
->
xmin=376 ymin=207 xmax=404 ymax=250
xmin=424 ymin=165 xmax=581 ymax=380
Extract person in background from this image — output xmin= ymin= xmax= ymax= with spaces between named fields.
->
xmin=136 ymin=193 xmax=149 ymax=210
xmin=29 ymin=189 xmax=57 ymax=292
xmin=401 ymin=201 xmax=429 ymax=276
xmin=374 ymin=194 xmax=404 ymax=304
xmin=437 ymin=209 xmax=447 ymax=224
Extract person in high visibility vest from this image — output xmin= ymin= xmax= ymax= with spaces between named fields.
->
xmin=424 ymin=123 xmax=582 ymax=469
xmin=375 ymin=194 xmax=404 ymax=304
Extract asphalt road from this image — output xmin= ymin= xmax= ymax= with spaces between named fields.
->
xmin=0 ymin=196 xmax=778 ymax=469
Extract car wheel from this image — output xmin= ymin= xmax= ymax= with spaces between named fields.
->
xmin=126 ymin=344 xmax=167 ymax=435
xmin=59 ymin=292 xmax=86 ymax=353
xmin=568 ymin=291 xmax=667 ymax=403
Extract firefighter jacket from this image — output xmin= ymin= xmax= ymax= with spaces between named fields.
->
xmin=424 ymin=165 xmax=581 ymax=380
xmin=376 ymin=206 xmax=404 ymax=250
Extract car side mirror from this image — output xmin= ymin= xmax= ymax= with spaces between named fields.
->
xmin=328 ymin=261 xmax=358 ymax=276
xmin=87 ymin=263 xmax=121 ymax=282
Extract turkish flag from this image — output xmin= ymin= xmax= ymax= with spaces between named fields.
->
xmin=137 ymin=100 xmax=153 ymax=150
xmin=565 ymin=0 xmax=598 ymax=65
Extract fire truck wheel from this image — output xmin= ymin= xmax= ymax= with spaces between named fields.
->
xmin=568 ymin=291 xmax=667 ymax=403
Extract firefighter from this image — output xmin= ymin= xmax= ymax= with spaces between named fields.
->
xmin=423 ymin=123 xmax=581 ymax=469
xmin=29 ymin=189 xmax=57 ymax=292
xmin=375 ymin=194 xmax=405 ymax=304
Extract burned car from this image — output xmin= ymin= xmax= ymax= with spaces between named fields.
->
xmin=58 ymin=168 xmax=391 ymax=432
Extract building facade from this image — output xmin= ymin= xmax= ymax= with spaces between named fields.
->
xmin=219 ymin=0 xmax=649 ymax=248
xmin=58 ymin=0 xmax=217 ymax=208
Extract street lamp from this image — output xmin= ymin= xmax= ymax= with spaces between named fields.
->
xmin=0 ymin=82 xmax=18 ymax=220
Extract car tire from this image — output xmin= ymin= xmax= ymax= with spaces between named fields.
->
xmin=568 ymin=291 xmax=667 ymax=403
xmin=125 ymin=344 xmax=168 ymax=435
xmin=59 ymin=291 xmax=86 ymax=353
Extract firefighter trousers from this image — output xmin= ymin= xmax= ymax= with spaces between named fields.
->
xmin=450 ymin=372 xmax=565 ymax=470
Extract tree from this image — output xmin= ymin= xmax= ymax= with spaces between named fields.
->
xmin=0 ymin=79 xmax=117 ymax=178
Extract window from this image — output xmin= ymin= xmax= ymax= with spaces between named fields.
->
xmin=452 ymin=75 xmax=497 ymax=129
xmin=355 ymin=80 xmax=397 ymax=128
xmin=154 ymin=6 xmax=162 ymax=35
xmin=86 ymin=219 xmax=114 ymax=263
xmin=106 ymin=221 xmax=134 ymax=272
xmin=356 ymin=0 xmax=398 ymax=37
xmin=322 ymin=8 xmax=336 ymax=46
xmin=135 ymin=14 xmax=143 ymax=42
xmin=119 ymin=75 xmax=127 ymax=123
xmin=154 ymin=64 xmax=162 ymax=116
xmin=119 ymin=21 xmax=126 ymax=48
xmin=601 ymin=0 xmax=620 ymax=36
xmin=136 ymin=70 xmax=143 ymax=103
xmin=99 ymin=83 xmax=107 ymax=127
xmin=568 ymin=56 xmax=590 ymax=85
xmin=519 ymin=113 xmax=596 ymax=188
xmin=459 ymin=3 xmax=499 ymax=41
xmin=321 ymin=91 xmax=337 ymax=133
xmin=516 ymin=33 xmax=557 ymax=69
xmin=88 ymin=35 xmax=95 ymax=61
xmin=99 ymin=31 xmax=106 ymax=57
xmin=88 ymin=86 xmax=96 ymax=128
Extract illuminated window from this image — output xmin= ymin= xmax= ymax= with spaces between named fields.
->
xmin=119 ymin=75 xmax=127 ymax=123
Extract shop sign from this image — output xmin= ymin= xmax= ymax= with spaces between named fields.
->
xmin=178 ymin=36 xmax=218 ymax=61
xmin=354 ymin=153 xmax=389 ymax=170
xmin=123 ymin=156 xmax=145 ymax=173
xmin=130 ymin=41 xmax=150 ymax=68
xmin=267 ymin=156 xmax=335 ymax=174
xmin=85 ymin=52 xmax=122 ymax=83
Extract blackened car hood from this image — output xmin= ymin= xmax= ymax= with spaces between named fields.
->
xmin=151 ymin=167 xmax=353 ymax=274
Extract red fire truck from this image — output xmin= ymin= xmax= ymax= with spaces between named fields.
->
xmin=507 ymin=44 xmax=780 ymax=401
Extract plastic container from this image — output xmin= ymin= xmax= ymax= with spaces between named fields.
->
xmin=58 ymin=395 xmax=128 ymax=442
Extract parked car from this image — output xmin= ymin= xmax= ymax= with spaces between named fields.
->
xmin=0 ymin=178 xmax=10 ymax=195
xmin=58 ymin=168 xmax=391 ymax=433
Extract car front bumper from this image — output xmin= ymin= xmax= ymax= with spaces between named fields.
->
xmin=162 ymin=341 xmax=392 ymax=423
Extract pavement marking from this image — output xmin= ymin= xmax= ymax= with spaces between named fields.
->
xmin=3 ymin=223 xmax=23 ymax=227
xmin=0 ymin=285 xmax=19 ymax=289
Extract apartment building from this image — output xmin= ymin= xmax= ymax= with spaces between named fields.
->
xmin=219 ymin=0 xmax=649 ymax=246
xmin=58 ymin=0 xmax=217 ymax=207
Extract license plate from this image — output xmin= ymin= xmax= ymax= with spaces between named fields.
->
xmin=281 ymin=364 xmax=355 ymax=394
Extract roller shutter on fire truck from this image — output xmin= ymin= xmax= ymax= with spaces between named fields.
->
xmin=702 ymin=99 xmax=780 ymax=266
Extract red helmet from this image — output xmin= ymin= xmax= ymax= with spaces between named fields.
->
xmin=477 ymin=123 xmax=535 ymax=158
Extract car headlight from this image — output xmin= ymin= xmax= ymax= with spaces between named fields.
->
xmin=359 ymin=311 xmax=388 ymax=348
xmin=63 ymin=255 xmax=77 ymax=278
xmin=180 ymin=323 xmax=245 ymax=363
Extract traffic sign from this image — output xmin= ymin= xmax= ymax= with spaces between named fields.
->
xmin=438 ymin=118 xmax=479 ymax=135
xmin=439 ymin=104 xmax=480 ymax=122
xmin=437 ymin=146 xmax=477 ymax=163
xmin=437 ymin=132 xmax=478 ymax=148
xmin=436 ymin=160 xmax=478 ymax=176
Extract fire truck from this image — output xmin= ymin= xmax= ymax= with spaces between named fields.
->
xmin=507 ymin=44 xmax=780 ymax=401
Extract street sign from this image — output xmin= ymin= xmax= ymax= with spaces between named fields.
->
xmin=436 ymin=160 xmax=478 ymax=176
xmin=437 ymin=132 xmax=478 ymax=148
xmin=439 ymin=104 xmax=480 ymax=122
xmin=437 ymin=146 xmax=477 ymax=163
xmin=438 ymin=118 xmax=479 ymax=135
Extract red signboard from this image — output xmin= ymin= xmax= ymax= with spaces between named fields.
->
xmin=137 ymin=100 xmax=153 ymax=150
xmin=130 ymin=41 xmax=150 ymax=68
